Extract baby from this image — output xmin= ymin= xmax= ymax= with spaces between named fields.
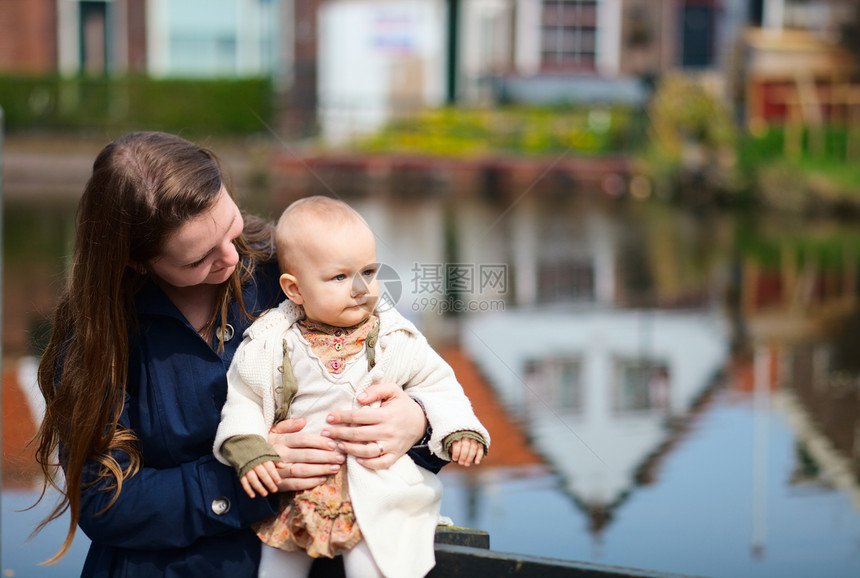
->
xmin=214 ymin=196 xmax=490 ymax=578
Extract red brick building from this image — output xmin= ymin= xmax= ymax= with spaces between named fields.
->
xmin=0 ymin=0 xmax=148 ymax=75
xmin=0 ymin=0 xmax=58 ymax=73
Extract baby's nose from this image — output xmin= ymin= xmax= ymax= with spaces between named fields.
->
xmin=352 ymin=278 xmax=368 ymax=296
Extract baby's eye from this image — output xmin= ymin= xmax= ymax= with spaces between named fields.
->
xmin=362 ymin=268 xmax=377 ymax=277
xmin=333 ymin=274 xmax=347 ymax=281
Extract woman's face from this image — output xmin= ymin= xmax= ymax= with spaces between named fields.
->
xmin=146 ymin=186 xmax=244 ymax=289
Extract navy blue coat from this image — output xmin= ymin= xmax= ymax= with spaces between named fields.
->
xmin=77 ymin=260 xmax=444 ymax=577
xmin=79 ymin=261 xmax=283 ymax=577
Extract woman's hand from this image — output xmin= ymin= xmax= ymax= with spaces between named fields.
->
xmin=321 ymin=383 xmax=426 ymax=470
xmin=267 ymin=417 xmax=345 ymax=491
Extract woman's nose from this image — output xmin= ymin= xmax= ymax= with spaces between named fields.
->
xmin=216 ymin=241 xmax=239 ymax=268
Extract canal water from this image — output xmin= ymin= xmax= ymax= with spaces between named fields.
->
xmin=3 ymin=190 xmax=860 ymax=578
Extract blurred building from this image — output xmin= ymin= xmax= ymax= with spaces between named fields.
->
xmin=0 ymin=0 xmax=289 ymax=78
xmin=2 ymin=1 xmax=857 ymax=141
xmin=316 ymin=0 xmax=754 ymax=142
xmin=462 ymin=302 xmax=728 ymax=527
xmin=739 ymin=0 xmax=860 ymax=129
xmin=0 ymin=0 xmax=314 ymax=137
xmin=0 ymin=0 xmax=60 ymax=73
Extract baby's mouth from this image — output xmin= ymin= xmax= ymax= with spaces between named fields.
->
xmin=355 ymin=296 xmax=378 ymax=310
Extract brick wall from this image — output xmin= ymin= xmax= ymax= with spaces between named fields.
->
xmin=127 ymin=0 xmax=147 ymax=72
xmin=0 ymin=0 xmax=58 ymax=73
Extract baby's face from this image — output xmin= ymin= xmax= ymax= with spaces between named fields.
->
xmin=288 ymin=220 xmax=380 ymax=327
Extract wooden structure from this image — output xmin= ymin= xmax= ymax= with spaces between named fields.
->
xmin=742 ymin=28 xmax=860 ymax=160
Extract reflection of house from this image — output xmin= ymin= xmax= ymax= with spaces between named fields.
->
xmin=453 ymin=199 xmax=722 ymax=310
xmin=776 ymin=388 xmax=860 ymax=511
xmin=735 ymin=242 xmax=859 ymax=345
xmin=350 ymin=196 xmax=451 ymax=338
xmin=778 ymin=342 xmax=860 ymax=507
xmin=2 ymin=358 xmax=43 ymax=489
xmin=440 ymin=346 xmax=544 ymax=470
xmin=463 ymin=307 xmax=727 ymax=516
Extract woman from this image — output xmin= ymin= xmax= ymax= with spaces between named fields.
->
xmin=34 ymin=132 xmax=438 ymax=577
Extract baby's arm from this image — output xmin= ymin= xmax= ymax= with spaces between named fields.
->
xmin=240 ymin=460 xmax=286 ymax=498
xmin=219 ymin=434 xmax=283 ymax=497
xmin=398 ymin=340 xmax=491 ymax=461
xmin=444 ymin=431 xmax=488 ymax=466
xmin=449 ymin=437 xmax=484 ymax=467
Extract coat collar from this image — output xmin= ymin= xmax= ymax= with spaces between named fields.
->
xmin=135 ymin=278 xmax=187 ymax=321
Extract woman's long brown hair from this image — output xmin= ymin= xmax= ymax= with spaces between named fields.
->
xmin=33 ymin=132 xmax=274 ymax=562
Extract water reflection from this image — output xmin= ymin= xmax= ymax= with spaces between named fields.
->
xmin=463 ymin=308 xmax=726 ymax=523
xmin=4 ymin=193 xmax=860 ymax=577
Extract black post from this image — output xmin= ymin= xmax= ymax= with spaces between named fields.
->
xmin=446 ymin=0 xmax=460 ymax=105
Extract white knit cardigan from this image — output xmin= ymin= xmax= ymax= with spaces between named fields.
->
xmin=214 ymin=300 xmax=490 ymax=578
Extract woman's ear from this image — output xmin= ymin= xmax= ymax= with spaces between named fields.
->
xmin=280 ymin=273 xmax=303 ymax=304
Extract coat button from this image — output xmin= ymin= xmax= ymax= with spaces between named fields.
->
xmin=211 ymin=497 xmax=231 ymax=516
xmin=217 ymin=324 xmax=235 ymax=342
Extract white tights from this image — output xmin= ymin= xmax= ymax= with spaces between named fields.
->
xmin=258 ymin=540 xmax=383 ymax=578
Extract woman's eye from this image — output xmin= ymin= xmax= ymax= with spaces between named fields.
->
xmin=186 ymin=257 xmax=207 ymax=269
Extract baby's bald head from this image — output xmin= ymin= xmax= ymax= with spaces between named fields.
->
xmin=275 ymin=196 xmax=372 ymax=275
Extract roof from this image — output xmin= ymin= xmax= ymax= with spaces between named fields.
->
xmin=439 ymin=346 xmax=544 ymax=470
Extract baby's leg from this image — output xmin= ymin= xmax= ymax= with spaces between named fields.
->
xmin=342 ymin=540 xmax=383 ymax=578
xmin=258 ymin=544 xmax=313 ymax=578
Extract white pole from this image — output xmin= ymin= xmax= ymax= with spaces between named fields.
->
xmin=763 ymin=0 xmax=785 ymax=31
xmin=752 ymin=345 xmax=770 ymax=558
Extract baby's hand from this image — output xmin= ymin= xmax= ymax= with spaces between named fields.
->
xmin=450 ymin=438 xmax=484 ymax=467
xmin=240 ymin=461 xmax=285 ymax=498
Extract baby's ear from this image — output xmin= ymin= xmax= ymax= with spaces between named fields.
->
xmin=279 ymin=273 xmax=303 ymax=304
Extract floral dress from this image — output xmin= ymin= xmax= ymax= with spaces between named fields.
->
xmin=254 ymin=316 xmax=377 ymax=558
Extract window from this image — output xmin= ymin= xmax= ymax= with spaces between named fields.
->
xmin=80 ymin=1 xmax=109 ymax=75
xmin=680 ymin=1 xmax=716 ymax=68
xmin=525 ymin=357 xmax=584 ymax=412
xmin=170 ymin=35 xmax=238 ymax=76
xmin=612 ymin=358 xmax=670 ymax=413
xmin=541 ymin=0 xmax=598 ymax=72
xmin=537 ymin=258 xmax=595 ymax=303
